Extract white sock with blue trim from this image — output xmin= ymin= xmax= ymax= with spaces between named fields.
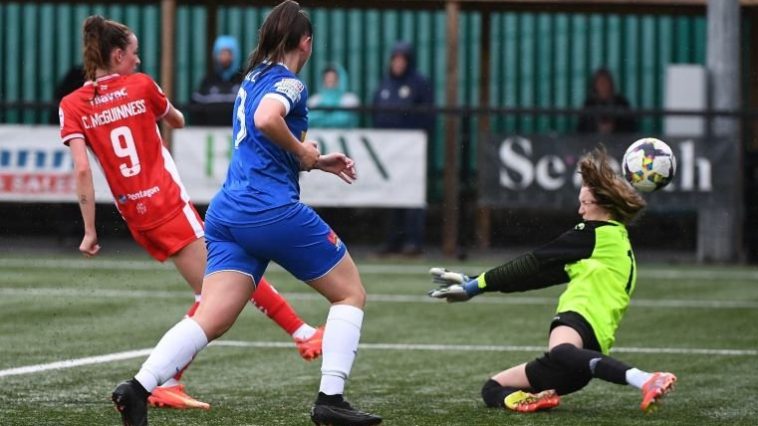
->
xmin=134 ymin=318 xmax=208 ymax=392
xmin=319 ymin=304 xmax=364 ymax=395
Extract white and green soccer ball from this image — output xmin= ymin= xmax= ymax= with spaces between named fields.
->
xmin=622 ymin=137 xmax=677 ymax=192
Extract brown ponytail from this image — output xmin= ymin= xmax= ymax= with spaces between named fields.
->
xmin=245 ymin=1 xmax=312 ymax=75
xmin=82 ymin=15 xmax=131 ymax=84
xmin=579 ymin=145 xmax=647 ymax=224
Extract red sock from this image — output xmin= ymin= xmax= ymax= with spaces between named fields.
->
xmin=185 ymin=300 xmax=200 ymax=318
xmin=250 ymin=276 xmax=304 ymax=335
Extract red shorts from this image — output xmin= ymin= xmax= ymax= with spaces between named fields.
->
xmin=128 ymin=202 xmax=205 ymax=262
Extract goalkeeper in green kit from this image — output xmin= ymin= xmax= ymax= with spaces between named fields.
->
xmin=429 ymin=147 xmax=676 ymax=414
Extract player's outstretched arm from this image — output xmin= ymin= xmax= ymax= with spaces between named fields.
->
xmin=428 ymin=251 xmax=552 ymax=302
xmin=69 ymin=138 xmax=101 ymax=257
xmin=428 ymin=268 xmax=478 ymax=303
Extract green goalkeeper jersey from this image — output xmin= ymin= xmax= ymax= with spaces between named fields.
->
xmin=480 ymin=220 xmax=636 ymax=355
xmin=556 ymin=221 xmax=635 ymax=354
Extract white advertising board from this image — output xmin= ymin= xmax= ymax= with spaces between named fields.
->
xmin=0 ymin=126 xmax=427 ymax=208
xmin=172 ymin=127 xmax=427 ymax=207
xmin=0 ymin=125 xmax=110 ymax=202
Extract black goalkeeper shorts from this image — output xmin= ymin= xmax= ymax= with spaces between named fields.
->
xmin=524 ymin=311 xmax=602 ymax=395
xmin=549 ymin=311 xmax=601 ymax=353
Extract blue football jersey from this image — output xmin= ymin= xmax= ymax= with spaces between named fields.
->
xmin=207 ymin=63 xmax=309 ymax=225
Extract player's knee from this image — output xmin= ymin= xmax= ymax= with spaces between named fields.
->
xmin=193 ymin=309 xmax=235 ymax=340
xmin=481 ymin=379 xmax=508 ymax=408
xmin=526 ymin=351 xmax=592 ymax=396
xmin=335 ymin=283 xmax=366 ymax=308
xmin=352 ymin=284 xmax=367 ymax=307
xmin=549 ymin=343 xmax=580 ymax=364
xmin=549 ymin=343 xmax=593 ymax=374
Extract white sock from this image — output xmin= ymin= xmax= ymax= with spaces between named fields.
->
xmin=625 ymin=368 xmax=652 ymax=389
xmin=194 ymin=294 xmax=202 ymax=302
xmin=292 ymin=324 xmax=317 ymax=340
xmin=134 ymin=318 xmax=208 ymax=392
xmin=160 ymin=378 xmax=180 ymax=388
xmin=319 ymin=304 xmax=364 ymax=395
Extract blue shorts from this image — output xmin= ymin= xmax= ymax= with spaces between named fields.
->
xmin=204 ymin=203 xmax=347 ymax=283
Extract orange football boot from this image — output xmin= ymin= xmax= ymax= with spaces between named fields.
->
xmin=295 ymin=326 xmax=324 ymax=361
xmin=640 ymin=372 xmax=677 ymax=413
xmin=148 ymin=384 xmax=210 ymax=410
xmin=504 ymin=389 xmax=560 ymax=413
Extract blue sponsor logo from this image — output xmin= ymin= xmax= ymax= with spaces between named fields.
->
xmin=0 ymin=149 xmax=72 ymax=171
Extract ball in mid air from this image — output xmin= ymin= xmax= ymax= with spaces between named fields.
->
xmin=622 ymin=137 xmax=676 ymax=192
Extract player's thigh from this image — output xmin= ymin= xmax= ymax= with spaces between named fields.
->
xmin=548 ymin=325 xmax=584 ymax=350
xmin=170 ymin=237 xmax=207 ymax=293
xmin=491 ymin=363 xmax=531 ymax=389
xmin=307 ymin=252 xmax=366 ymax=308
xmin=193 ymin=270 xmax=254 ymax=340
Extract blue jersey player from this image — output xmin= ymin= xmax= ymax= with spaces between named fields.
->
xmin=112 ymin=2 xmax=382 ymax=425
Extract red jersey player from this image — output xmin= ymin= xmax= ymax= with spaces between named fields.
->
xmin=59 ymin=15 xmax=323 ymax=410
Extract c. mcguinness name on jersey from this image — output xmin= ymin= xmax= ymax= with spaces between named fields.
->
xmin=82 ymin=99 xmax=147 ymax=129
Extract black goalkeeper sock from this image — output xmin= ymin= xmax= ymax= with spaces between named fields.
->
xmin=550 ymin=343 xmax=630 ymax=385
xmin=481 ymin=379 xmax=524 ymax=408
xmin=590 ymin=356 xmax=631 ymax=385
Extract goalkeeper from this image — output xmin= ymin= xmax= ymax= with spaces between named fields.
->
xmin=429 ymin=147 xmax=676 ymax=414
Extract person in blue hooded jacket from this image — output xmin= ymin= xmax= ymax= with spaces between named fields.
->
xmin=191 ymin=35 xmax=243 ymax=125
xmin=372 ymin=41 xmax=435 ymax=256
xmin=307 ymin=63 xmax=360 ymax=128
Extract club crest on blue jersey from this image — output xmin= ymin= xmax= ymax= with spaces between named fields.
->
xmin=274 ymin=78 xmax=305 ymax=103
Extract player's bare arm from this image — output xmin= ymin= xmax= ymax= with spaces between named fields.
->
xmin=254 ymin=97 xmax=319 ymax=170
xmin=162 ymin=103 xmax=185 ymax=128
xmin=69 ymin=138 xmax=101 ymax=257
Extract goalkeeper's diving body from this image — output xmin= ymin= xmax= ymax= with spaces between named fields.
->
xmin=429 ymin=147 xmax=676 ymax=414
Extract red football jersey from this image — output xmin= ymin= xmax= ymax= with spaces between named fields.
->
xmin=59 ymin=73 xmax=187 ymax=230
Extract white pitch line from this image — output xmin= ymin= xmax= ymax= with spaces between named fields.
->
xmin=0 ymin=348 xmax=152 ymax=378
xmin=0 ymin=287 xmax=757 ymax=309
xmin=0 ymin=287 xmax=188 ymax=299
xmin=3 ymin=258 xmax=758 ymax=281
xmin=213 ymin=341 xmax=758 ymax=357
xmin=0 ymin=340 xmax=755 ymax=379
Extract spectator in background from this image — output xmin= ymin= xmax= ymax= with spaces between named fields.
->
xmin=307 ymin=63 xmax=359 ymax=128
xmin=190 ymin=35 xmax=242 ymax=126
xmin=373 ymin=41 xmax=434 ymax=257
xmin=577 ymin=68 xmax=638 ymax=134
xmin=50 ymin=65 xmax=85 ymax=124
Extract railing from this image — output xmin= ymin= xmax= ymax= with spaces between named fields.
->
xmin=1 ymin=102 xmax=756 ymax=261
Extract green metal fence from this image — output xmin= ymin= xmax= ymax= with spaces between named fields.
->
xmin=0 ymin=2 xmax=707 ymax=176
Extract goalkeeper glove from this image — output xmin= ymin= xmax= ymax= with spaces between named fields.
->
xmin=428 ymin=267 xmax=483 ymax=302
